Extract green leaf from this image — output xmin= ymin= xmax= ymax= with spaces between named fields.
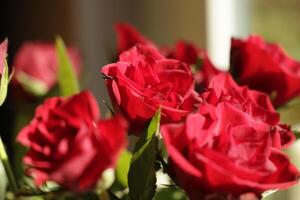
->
xmin=128 ymin=110 xmax=161 ymax=200
xmin=154 ymin=187 xmax=188 ymax=200
xmin=0 ymin=136 xmax=18 ymax=192
xmin=115 ymin=150 xmax=132 ymax=187
xmin=55 ymin=36 xmax=80 ymax=96
xmin=0 ymin=60 xmax=9 ymax=106
xmin=0 ymin=162 xmax=7 ymax=200
xmin=293 ymin=130 xmax=300 ymax=139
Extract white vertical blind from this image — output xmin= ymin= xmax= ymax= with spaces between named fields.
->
xmin=205 ymin=0 xmax=249 ymax=70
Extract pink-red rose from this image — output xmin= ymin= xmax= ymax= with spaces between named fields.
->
xmin=17 ymin=91 xmax=127 ymax=191
xmin=161 ymin=73 xmax=299 ymax=199
xmin=115 ymin=23 xmax=221 ymax=90
xmin=13 ymin=42 xmax=82 ymax=95
xmin=0 ymin=39 xmax=8 ymax=75
xmin=231 ymin=35 xmax=300 ymax=107
xmin=101 ymin=45 xmax=200 ymax=134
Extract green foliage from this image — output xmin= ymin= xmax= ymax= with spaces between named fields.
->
xmin=55 ymin=36 xmax=80 ymax=96
xmin=0 ymin=162 xmax=7 ymax=200
xmin=0 ymin=60 xmax=9 ymax=106
xmin=292 ymin=130 xmax=300 ymax=139
xmin=154 ymin=187 xmax=188 ymax=200
xmin=115 ymin=150 xmax=132 ymax=187
xmin=0 ymin=137 xmax=18 ymax=193
xmin=128 ymin=110 xmax=161 ymax=200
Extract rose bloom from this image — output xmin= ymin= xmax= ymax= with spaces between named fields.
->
xmin=101 ymin=44 xmax=200 ymax=134
xmin=17 ymin=91 xmax=127 ymax=191
xmin=231 ymin=35 xmax=300 ymax=107
xmin=115 ymin=23 xmax=221 ymax=90
xmin=13 ymin=42 xmax=82 ymax=96
xmin=161 ymin=73 xmax=299 ymax=199
xmin=0 ymin=39 xmax=8 ymax=75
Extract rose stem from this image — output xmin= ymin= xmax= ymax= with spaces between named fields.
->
xmin=0 ymin=136 xmax=18 ymax=192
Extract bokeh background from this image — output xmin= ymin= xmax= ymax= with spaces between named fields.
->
xmin=0 ymin=0 xmax=300 ymax=199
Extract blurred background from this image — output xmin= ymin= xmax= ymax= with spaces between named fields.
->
xmin=0 ymin=0 xmax=300 ymax=199
xmin=1 ymin=0 xmax=300 ymax=104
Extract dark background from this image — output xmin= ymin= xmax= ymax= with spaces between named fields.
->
xmin=0 ymin=0 xmax=206 ymax=157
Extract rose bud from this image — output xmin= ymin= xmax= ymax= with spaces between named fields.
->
xmin=17 ymin=91 xmax=127 ymax=191
xmin=101 ymin=44 xmax=200 ymax=135
xmin=231 ymin=35 xmax=300 ymax=107
xmin=13 ymin=42 xmax=82 ymax=96
xmin=161 ymin=73 xmax=299 ymax=199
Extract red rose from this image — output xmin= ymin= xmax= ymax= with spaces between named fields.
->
xmin=13 ymin=42 xmax=82 ymax=96
xmin=17 ymin=91 xmax=127 ymax=191
xmin=169 ymin=40 xmax=199 ymax=65
xmin=165 ymin=40 xmax=221 ymax=91
xmin=114 ymin=23 xmax=221 ymax=90
xmin=161 ymin=74 xmax=299 ymax=199
xmin=115 ymin=23 xmax=155 ymax=54
xmin=201 ymin=73 xmax=295 ymax=148
xmin=0 ymin=39 xmax=8 ymax=75
xmin=101 ymin=45 xmax=200 ymax=134
xmin=231 ymin=35 xmax=300 ymax=107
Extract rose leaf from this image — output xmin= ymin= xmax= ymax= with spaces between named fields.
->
xmin=128 ymin=110 xmax=161 ymax=200
xmin=55 ymin=36 xmax=80 ymax=96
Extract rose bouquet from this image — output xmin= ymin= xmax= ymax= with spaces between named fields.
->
xmin=0 ymin=23 xmax=300 ymax=200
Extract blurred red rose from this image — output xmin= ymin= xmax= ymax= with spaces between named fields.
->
xmin=115 ymin=23 xmax=221 ymax=90
xmin=115 ymin=23 xmax=155 ymax=54
xmin=231 ymin=35 xmax=300 ymax=107
xmin=170 ymin=40 xmax=221 ymax=91
xmin=13 ymin=42 xmax=82 ymax=96
xmin=101 ymin=45 xmax=200 ymax=134
xmin=161 ymin=74 xmax=299 ymax=199
xmin=17 ymin=91 xmax=127 ymax=191
xmin=0 ymin=39 xmax=8 ymax=75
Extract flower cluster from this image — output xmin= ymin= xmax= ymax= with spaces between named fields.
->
xmin=0 ymin=22 xmax=299 ymax=200
xmin=161 ymin=74 xmax=298 ymax=199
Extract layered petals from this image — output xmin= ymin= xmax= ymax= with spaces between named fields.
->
xmin=101 ymin=45 xmax=199 ymax=134
xmin=230 ymin=35 xmax=300 ymax=106
xmin=17 ymin=91 xmax=127 ymax=191
xmin=161 ymin=74 xmax=299 ymax=199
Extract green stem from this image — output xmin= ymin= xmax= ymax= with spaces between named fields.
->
xmin=0 ymin=136 xmax=18 ymax=192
